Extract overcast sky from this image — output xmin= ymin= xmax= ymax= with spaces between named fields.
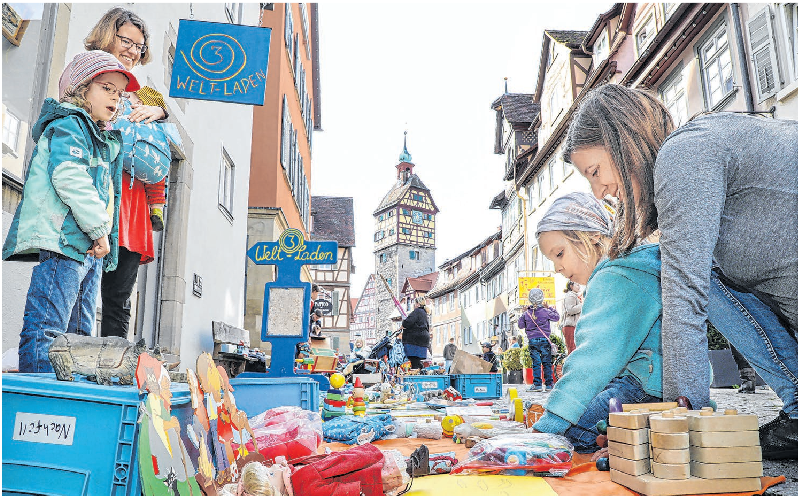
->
xmin=311 ymin=2 xmax=612 ymax=296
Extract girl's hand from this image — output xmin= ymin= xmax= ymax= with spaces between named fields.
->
xmin=590 ymin=447 xmax=609 ymax=461
xmin=88 ymin=235 xmax=110 ymax=258
xmin=128 ymin=103 xmax=166 ymax=124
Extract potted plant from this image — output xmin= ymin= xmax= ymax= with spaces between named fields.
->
xmin=520 ymin=343 xmax=536 ymax=385
xmin=550 ymin=334 xmax=567 ymax=383
xmin=501 ymin=347 xmax=524 ymax=384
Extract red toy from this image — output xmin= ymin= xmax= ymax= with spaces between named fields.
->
xmin=443 ymin=386 xmax=462 ymax=402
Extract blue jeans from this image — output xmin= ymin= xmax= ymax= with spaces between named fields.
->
xmin=444 ymin=359 xmax=452 ymax=374
xmin=709 ymin=269 xmax=798 ymax=418
xmin=528 ymin=337 xmax=553 ymax=387
xmin=564 ymin=375 xmax=660 ymax=453
xmin=18 ymin=250 xmax=102 ymax=373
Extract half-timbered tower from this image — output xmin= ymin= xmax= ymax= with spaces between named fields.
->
xmin=309 ymin=196 xmax=355 ymax=353
xmin=372 ymin=133 xmax=439 ymax=334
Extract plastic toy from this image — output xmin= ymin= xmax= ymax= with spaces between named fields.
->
xmin=451 ymin=433 xmax=574 ymax=476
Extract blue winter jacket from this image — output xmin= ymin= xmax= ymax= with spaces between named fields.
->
xmin=2 ymin=99 xmax=123 ymax=271
xmin=533 ymin=244 xmax=663 ymax=434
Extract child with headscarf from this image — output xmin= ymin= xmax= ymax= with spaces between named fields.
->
xmin=530 ymin=192 xmax=664 ymax=454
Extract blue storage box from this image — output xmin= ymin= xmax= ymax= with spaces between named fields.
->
xmin=450 ymin=373 xmax=503 ymax=399
xmin=2 ymin=373 xmax=192 ymax=496
xmin=229 ymin=374 xmax=319 ymax=415
xmin=401 ymin=375 xmax=449 ymax=392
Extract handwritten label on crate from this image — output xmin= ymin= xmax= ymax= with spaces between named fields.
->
xmin=13 ymin=412 xmax=76 ymax=445
xmin=474 ymin=386 xmax=488 ymax=393
xmin=421 ymin=382 xmax=438 ymax=390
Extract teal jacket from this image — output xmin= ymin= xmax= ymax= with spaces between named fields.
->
xmin=2 ymin=99 xmax=123 ymax=271
xmin=534 ymin=244 xmax=663 ymax=434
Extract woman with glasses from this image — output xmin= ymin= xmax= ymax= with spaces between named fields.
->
xmin=83 ymin=8 xmax=169 ymax=340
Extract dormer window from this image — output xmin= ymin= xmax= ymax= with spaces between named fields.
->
xmin=635 ymin=14 xmax=656 ymax=55
xmin=547 ymin=39 xmax=556 ymax=69
xmin=594 ymin=29 xmax=609 ymax=63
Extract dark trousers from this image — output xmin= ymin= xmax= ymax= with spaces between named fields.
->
xmin=408 ymin=356 xmax=423 ymax=370
xmin=100 ymin=246 xmax=141 ymax=338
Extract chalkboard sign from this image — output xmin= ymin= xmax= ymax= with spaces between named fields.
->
xmin=314 ymin=298 xmax=333 ymax=315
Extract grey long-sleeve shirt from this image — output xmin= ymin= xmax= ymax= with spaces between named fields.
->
xmin=653 ymin=112 xmax=798 ymax=408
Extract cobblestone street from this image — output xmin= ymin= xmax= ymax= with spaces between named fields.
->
xmin=507 ymin=384 xmax=797 ymax=495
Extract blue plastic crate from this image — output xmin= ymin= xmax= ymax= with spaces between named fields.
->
xmin=2 ymin=373 xmax=192 ymax=496
xmin=401 ymin=375 xmax=449 ymax=392
xmin=450 ymin=373 xmax=503 ymax=399
xmin=229 ymin=374 xmax=319 ymax=415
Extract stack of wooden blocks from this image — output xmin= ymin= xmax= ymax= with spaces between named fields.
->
xmin=608 ymin=406 xmax=763 ymax=495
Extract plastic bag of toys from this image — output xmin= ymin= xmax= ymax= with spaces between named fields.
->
xmin=450 ymin=433 xmax=574 ymax=476
xmin=452 ymin=419 xmax=529 ymax=440
xmin=242 ymin=407 xmax=323 ymax=462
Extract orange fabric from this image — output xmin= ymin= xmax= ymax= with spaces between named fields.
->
xmin=320 ymin=439 xmax=786 ymax=496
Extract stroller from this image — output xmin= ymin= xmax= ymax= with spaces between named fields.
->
xmin=342 ymin=330 xmax=404 ymax=379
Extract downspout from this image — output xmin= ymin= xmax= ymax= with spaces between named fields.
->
xmin=731 ymin=3 xmax=755 ymax=111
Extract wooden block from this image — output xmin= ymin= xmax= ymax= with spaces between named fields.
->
xmin=608 ymin=440 xmax=650 ymax=460
xmin=609 ymin=454 xmax=651 ymax=476
xmin=687 ymin=412 xmax=758 ymax=432
xmin=650 ymin=431 xmax=689 ymax=450
xmin=649 ymin=414 xmax=688 ymax=433
xmin=608 ymin=426 xmax=649 ymax=445
xmin=609 ymin=411 xmax=651 ymax=429
xmin=690 ymin=460 xmax=763 ymax=479
xmin=651 ymin=447 xmax=690 ymax=464
xmin=689 ymin=430 xmax=759 ymax=448
xmin=690 ymin=445 xmax=762 ymax=463
xmin=622 ymin=401 xmax=678 ymax=412
xmin=652 ymin=461 xmax=690 ymax=480
xmin=610 ymin=469 xmax=762 ymax=496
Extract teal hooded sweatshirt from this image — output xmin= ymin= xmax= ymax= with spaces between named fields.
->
xmin=2 ymin=99 xmax=123 ymax=271
xmin=534 ymin=243 xmax=663 ymax=434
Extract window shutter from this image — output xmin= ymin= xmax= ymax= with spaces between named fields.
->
xmin=747 ymin=7 xmax=780 ymax=101
xmin=332 ymin=290 xmax=339 ymax=316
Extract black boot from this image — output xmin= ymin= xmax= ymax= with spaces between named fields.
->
xmin=760 ymin=410 xmax=798 ymax=460
xmin=738 ymin=367 xmax=756 ymax=393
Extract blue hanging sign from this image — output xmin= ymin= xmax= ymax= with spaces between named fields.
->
xmin=247 ymin=229 xmax=338 ymax=377
xmin=169 ymin=19 xmax=271 ymax=105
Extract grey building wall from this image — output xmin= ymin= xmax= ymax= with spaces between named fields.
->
xmin=374 ymin=244 xmax=435 ymax=335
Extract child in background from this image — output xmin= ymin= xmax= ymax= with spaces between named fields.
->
xmin=3 ymin=50 xmax=138 ymax=372
xmin=531 ymin=192 xmax=663 ymax=453
xmin=518 ymin=288 xmax=559 ymax=393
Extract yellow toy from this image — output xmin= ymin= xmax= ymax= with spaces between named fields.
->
xmin=329 ymin=373 xmax=345 ymax=390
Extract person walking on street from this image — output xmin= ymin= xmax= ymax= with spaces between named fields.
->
xmin=443 ymin=337 xmax=457 ymax=374
xmin=518 ymin=288 xmax=559 ymax=392
xmin=562 ymin=281 xmax=583 ymax=354
xmin=481 ymin=342 xmax=498 ymax=373
xmin=401 ymin=297 xmax=431 ymax=370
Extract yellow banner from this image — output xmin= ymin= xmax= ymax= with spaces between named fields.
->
xmin=518 ymin=277 xmax=556 ymax=306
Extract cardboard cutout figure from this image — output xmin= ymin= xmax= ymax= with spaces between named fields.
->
xmin=136 ymin=353 xmax=201 ymax=495
xmin=187 ymin=368 xmax=216 ymax=495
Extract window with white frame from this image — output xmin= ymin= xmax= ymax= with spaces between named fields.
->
xmin=537 ymin=171 xmax=546 ymax=204
xmin=699 ymin=23 xmax=735 ymax=109
xmin=660 ymin=64 xmax=689 ymax=126
xmin=527 ymin=183 xmax=535 ymax=212
xmin=788 ymin=4 xmax=798 ymax=79
xmin=747 ymin=6 xmax=781 ymax=101
xmin=284 ymin=5 xmax=294 ymax=66
xmin=663 ymin=3 xmax=679 ymax=20
xmin=562 ymin=153 xmax=574 ymax=177
xmin=2 ymin=111 xmax=21 ymax=154
xmin=594 ymin=29 xmax=609 ymax=63
xmin=635 ymin=14 xmax=656 ymax=55
xmin=219 ymin=148 xmax=235 ymax=218
xmin=224 ymin=3 xmax=241 ymax=23
xmin=449 ymin=293 xmax=455 ymax=311
xmin=548 ymin=158 xmax=557 ymax=191
xmin=547 ymin=39 xmax=556 ymax=69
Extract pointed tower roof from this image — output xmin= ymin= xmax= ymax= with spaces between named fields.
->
xmin=398 ymin=130 xmax=413 ymax=164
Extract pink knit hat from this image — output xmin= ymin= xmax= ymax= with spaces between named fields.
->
xmin=59 ymin=50 xmax=140 ymax=100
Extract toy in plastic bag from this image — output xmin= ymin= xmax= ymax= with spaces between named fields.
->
xmin=450 ymin=433 xmax=573 ymax=476
xmin=452 ymin=419 xmax=528 ymax=440
xmin=239 ymin=406 xmax=322 ymax=463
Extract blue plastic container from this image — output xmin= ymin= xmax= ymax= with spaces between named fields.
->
xmin=450 ymin=373 xmax=503 ymax=399
xmin=229 ymin=374 xmax=319 ymax=415
xmin=401 ymin=375 xmax=449 ymax=392
xmin=2 ymin=373 xmax=192 ymax=496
